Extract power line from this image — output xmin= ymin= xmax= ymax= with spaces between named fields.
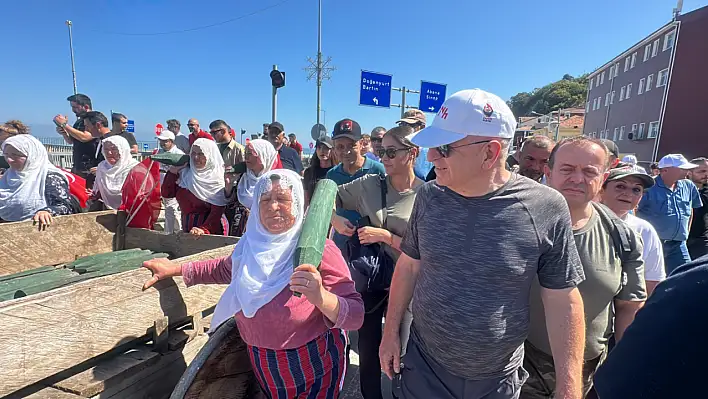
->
xmin=85 ymin=0 xmax=292 ymax=36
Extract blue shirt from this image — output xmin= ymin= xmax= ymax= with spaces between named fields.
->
xmin=414 ymin=148 xmax=434 ymax=181
xmin=277 ymin=145 xmax=304 ymax=174
xmin=327 ymin=158 xmax=385 ymax=250
xmin=637 ymin=176 xmax=702 ymax=241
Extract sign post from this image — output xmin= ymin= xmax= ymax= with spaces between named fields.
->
xmin=419 ymin=81 xmax=447 ymax=113
xmin=359 ymin=70 xmax=393 ymax=108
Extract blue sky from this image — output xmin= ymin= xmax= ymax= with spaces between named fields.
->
xmin=1 ymin=0 xmax=705 ymax=145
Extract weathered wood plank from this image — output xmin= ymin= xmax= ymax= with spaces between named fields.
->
xmin=93 ymin=334 xmax=209 ymax=399
xmin=124 ymin=228 xmax=238 ymax=259
xmin=53 ymin=348 xmax=159 ymax=397
xmin=0 ymin=211 xmax=117 ymax=276
xmin=23 ymin=387 xmax=84 ymax=399
xmin=0 ymin=246 xmax=234 ymax=396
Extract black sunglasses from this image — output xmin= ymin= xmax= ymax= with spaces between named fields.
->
xmin=434 ymin=140 xmax=491 ymax=158
xmin=377 ymin=147 xmax=410 ymax=159
xmin=210 ymin=128 xmax=226 ymax=136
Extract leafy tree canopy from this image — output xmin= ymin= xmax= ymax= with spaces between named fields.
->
xmin=507 ymin=74 xmax=589 ymax=117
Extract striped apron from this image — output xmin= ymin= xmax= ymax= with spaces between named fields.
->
xmin=248 ymin=329 xmax=348 ymax=399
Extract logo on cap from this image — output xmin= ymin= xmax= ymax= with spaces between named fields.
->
xmin=482 ymin=103 xmax=494 ymax=122
xmin=439 ymin=106 xmax=449 ymax=120
xmin=341 ymin=120 xmax=353 ymax=132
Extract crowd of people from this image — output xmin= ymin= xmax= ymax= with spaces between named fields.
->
xmin=1 ymin=87 xmax=707 ymax=399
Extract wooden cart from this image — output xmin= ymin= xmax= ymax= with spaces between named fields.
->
xmin=0 ymin=211 xmax=239 ymax=399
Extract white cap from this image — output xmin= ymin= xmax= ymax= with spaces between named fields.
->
xmin=658 ymin=154 xmax=698 ymax=169
xmin=621 ymin=154 xmax=638 ymax=165
xmin=411 ymin=89 xmax=517 ymax=148
xmin=157 ymin=131 xmax=175 ymax=141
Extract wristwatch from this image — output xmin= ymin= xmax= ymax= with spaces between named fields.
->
xmin=60 ymin=122 xmax=68 ymax=129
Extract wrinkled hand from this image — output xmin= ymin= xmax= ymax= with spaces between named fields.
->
xmin=379 ymin=330 xmax=402 ymax=379
xmin=56 ymin=126 xmax=66 ymax=135
xmin=290 ymin=264 xmax=325 ymax=306
xmin=32 ymin=211 xmax=53 ymax=231
xmin=190 ymin=227 xmax=206 ymax=237
xmin=224 ymin=173 xmax=237 ymax=191
xmin=358 ymin=226 xmax=392 ymax=245
xmin=53 ymin=114 xmax=68 ymax=126
xmin=142 ymin=258 xmax=181 ymax=290
xmin=332 ymin=215 xmax=355 ymax=237
xmin=89 ymin=167 xmax=97 ymax=175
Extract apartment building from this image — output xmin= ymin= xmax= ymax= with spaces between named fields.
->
xmin=582 ymin=5 xmax=708 ymax=165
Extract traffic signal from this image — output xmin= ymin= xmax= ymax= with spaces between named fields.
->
xmin=270 ymin=69 xmax=286 ymax=89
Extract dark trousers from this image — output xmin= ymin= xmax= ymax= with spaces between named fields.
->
xmin=687 ymin=237 xmax=708 ymax=262
xmin=358 ymin=290 xmax=389 ymax=399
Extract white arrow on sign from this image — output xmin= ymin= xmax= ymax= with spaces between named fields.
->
xmin=373 ymin=97 xmax=379 ymax=105
xmin=429 ymin=107 xmax=435 ymax=111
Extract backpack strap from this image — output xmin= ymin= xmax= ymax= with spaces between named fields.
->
xmin=593 ymin=203 xmax=633 ymax=264
xmin=379 ymin=174 xmax=388 ymax=229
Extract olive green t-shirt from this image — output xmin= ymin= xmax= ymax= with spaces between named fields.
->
xmin=336 ymin=174 xmax=423 ymax=261
xmin=527 ymin=204 xmax=647 ymax=359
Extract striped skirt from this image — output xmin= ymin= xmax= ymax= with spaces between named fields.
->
xmin=248 ymin=329 xmax=347 ymax=399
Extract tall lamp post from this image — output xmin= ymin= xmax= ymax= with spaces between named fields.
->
xmin=66 ymin=20 xmax=78 ymax=95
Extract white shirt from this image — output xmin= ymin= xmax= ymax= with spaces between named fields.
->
xmin=624 ymin=213 xmax=666 ymax=282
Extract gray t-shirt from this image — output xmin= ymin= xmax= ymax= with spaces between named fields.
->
xmin=337 ymin=174 xmax=423 ymax=261
xmin=400 ymin=175 xmax=584 ymax=380
xmin=527 ymin=203 xmax=647 ymax=359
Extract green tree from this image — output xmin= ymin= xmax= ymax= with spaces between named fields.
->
xmin=507 ymin=74 xmax=589 ymax=117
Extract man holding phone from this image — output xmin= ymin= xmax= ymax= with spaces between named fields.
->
xmin=210 ymin=119 xmax=247 ymax=236
xmin=53 ymin=93 xmax=100 ymax=187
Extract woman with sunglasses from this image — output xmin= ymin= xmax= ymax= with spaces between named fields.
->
xmin=302 ymin=136 xmax=337 ymax=207
xmin=331 ymin=125 xmax=422 ymax=399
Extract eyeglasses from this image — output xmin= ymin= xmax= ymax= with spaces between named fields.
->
xmin=433 ymin=140 xmax=492 ymax=158
xmin=377 ymin=147 xmax=410 ymax=159
xmin=210 ymin=128 xmax=226 ymax=136
xmin=371 ymin=137 xmax=383 ymax=143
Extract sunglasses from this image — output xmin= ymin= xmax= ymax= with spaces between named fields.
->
xmin=377 ymin=147 xmax=410 ymax=159
xmin=210 ymin=128 xmax=226 ymax=136
xmin=433 ymin=140 xmax=491 ymax=158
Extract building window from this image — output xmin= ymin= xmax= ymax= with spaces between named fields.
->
xmin=600 ymin=71 xmax=605 ymax=85
xmin=626 ymin=83 xmax=632 ymax=99
xmin=632 ymin=124 xmax=638 ymax=136
xmin=586 ymin=101 xmax=590 ymax=112
xmin=609 ymin=65 xmax=614 ymax=79
xmin=615 ymin=63 xmax=620 ymax=77
xmin=664 ymin=30 xmax=676 ymax=51
xmin=644 ymin=44 xmax=651 ymax=61
xmin=657 ymin=68 xmax=669 ymax=87
xmin=652 ymin=39 xmax=659 ymax=57
xmin=624 ymin=57 xmax=630 ymax=72
xmin=592 ymin=98 xmax=597 ymax=110
xmin=619 ymin=126 xmax=625 ymax=140
xmin=589 ymin=79 xmax=593 ymax=90
xmin=638 ymin=78 xmax=645 ymax=94
xmin=613 ymin=127 xmax=619 ymax=141
xmin=648 ymin=121 xmax=659 ymax=138
xmin=631 ymin=53 xmax=637 ymax=68
xmin=620 ymin=86 xmax=626 ymax=101
xmin=610 ymin=90 xmax=616 ymax=104
xmin=605 ymin=93 xmax=610 ymax=106
xmin=639 ymin=123 xmax=646 ymax=138
xmin=646 ymin=74 xmax=654 ymax=92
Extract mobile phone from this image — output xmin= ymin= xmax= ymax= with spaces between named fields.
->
xmin=225 ymin=162 xmax=247 ymax=174
xmin=357 ymin=216 xmax=372 ymax=228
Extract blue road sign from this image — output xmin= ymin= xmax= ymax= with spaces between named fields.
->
xmin=359 ymin=70 xmax=392 ymax=108
xmin=143 ymin=143 xmax=149 ymax=151
xmin=419 ymin=81 xmax=447 ymax=113
xmin=127 ymin=120 xmax=135 ymax=133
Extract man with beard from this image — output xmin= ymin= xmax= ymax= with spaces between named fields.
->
xmin=266 ymin=122 xmax=303 ymax=174
xmin=518 ymin=135 xmax=555 ymax=182
xmin=53 ymin=94 xmax=100 ymax=187
xmin=186 ymin=118 xmax=214 ymax=148
xmin=687 ymin=157 xmax=708 ymax=260
xmin=327 ymin=118 xmax=385 ymax=255
xmin=108 ymin=113 xmax=138 ymax=154
xmin=524 ymin=137 xmax=646 ymax=398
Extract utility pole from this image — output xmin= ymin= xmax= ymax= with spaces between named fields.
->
xmin=66 ymin=20 xmax=78 ymax=95
xmin=272 ymin=64 xmax=278 ymax=123
xmin=305 ymin=0 xmax=335 ymax=127
xmin=392 ymin=86 xmax=420 ymax=118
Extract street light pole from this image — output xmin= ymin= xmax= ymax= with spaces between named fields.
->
xmin=66 ymin=20 xmax=78 ymax=95
xmin=316 ymin=0 xmax=322 ymax=126
xmin=272 ymin=64 xmax=278 ymax=123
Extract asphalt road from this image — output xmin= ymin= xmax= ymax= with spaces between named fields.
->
xmin=341 ymin=330 xmax=393 ymax=399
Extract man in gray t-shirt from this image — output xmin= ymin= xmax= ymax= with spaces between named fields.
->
xmin=379 ymin=89 xmax=587 ymax=399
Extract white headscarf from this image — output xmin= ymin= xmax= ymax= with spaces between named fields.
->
xmin=94 ymin=136 xmax=139 ymax=210
xmin=0 ymin=135 xmax=67 ymax=222
xmin=178 ymin=138 xmax=227 ymax=206
xmin=237 ymin=139 xmax=278 ymax=208
xmin=211 ymin=169 xmax=305 ymax=330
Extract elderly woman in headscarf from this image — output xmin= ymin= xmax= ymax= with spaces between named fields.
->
xmin=0 ymin=135 xmax=78 ymax=226
xmin=92 ymin=136 xmax=140 ymax=210
xmin=234 ymin=139 xmax=280 ymax=209
xmin=163 ymin=138 xmax=228 ymax=236
xmin=143 ymin=169 xmax=364 ymax=397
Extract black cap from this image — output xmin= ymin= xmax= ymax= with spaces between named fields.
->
xmin=268 ymin=121 xmax=284 ymax=132
xmin=606 ymin=165 xmax=655 ymax=189
xmin=332 ymin=119 xmax=362 ymax=141
xmin=316 ymin=135 xmax=333 ymax=149
xmin=601 ymin=139 xmax=619 ymax=159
